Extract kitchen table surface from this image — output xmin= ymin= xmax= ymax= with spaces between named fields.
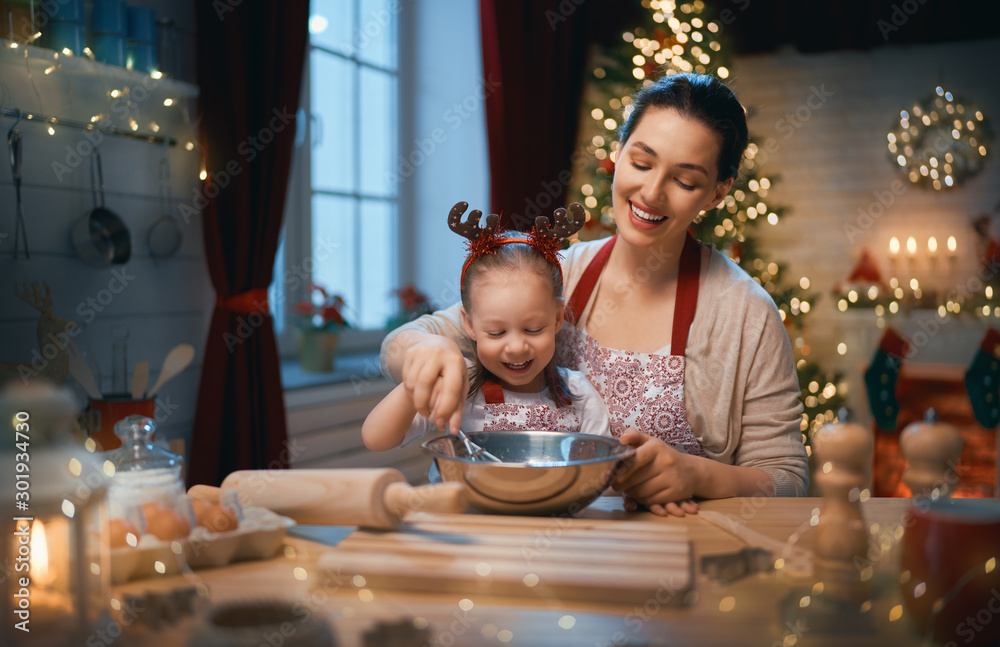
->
xmin=113 ymin=496 xmax=930 ymax=646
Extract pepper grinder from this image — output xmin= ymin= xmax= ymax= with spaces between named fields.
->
xmin=900 ymin=408 xmax=963 ymax=499
xmin=811 ymin=408 xmax=873 ymax=602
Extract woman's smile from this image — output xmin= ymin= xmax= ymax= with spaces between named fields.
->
xmin=629 ymin=200 xmax=669 ymax=228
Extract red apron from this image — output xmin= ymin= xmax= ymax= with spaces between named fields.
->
xmin=556 ymin=233 xmax=708 ymax=456
xmin=479 ymin=382 xmax=583 ymax=432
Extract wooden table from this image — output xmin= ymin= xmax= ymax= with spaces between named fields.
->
xmin=113 ymin=497 xmax=929 ymax=646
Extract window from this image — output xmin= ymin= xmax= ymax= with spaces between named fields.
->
xmin=273 ymin=0 xmax=400 ymax=352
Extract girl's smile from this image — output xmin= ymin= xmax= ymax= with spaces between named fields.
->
xmin=461 ymin=270 xmax=564 ymax=393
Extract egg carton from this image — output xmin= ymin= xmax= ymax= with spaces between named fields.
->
xmin=110 ymin=506 xmax=295 ymax=584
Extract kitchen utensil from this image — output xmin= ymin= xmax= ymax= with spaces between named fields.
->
xmin=454 ymin=427 xmax=502 ymax=462
xmin=698 ymin=509 xmax=813 ymax=577
xmin=148 ymin=154 xmax=182 ymax=258
xmin=421 ymin=430 xmax=635 ymax=515
xmin=317 ymin=512 xmax=693 ymax=606
xmin=71 ymin=147 xmax=132 ymax=266
xmin=110 ymin=324 xmax=129 ymax=395
xmin=195 ymin=468 xmax=468 ymax=529
xmin=130 ymin=360 xmax=149 ymax=399
xmin=8 ymin=116 xmax=30 ymax=259
xmin=147 ymin=343 xmax=194 ymax=396
xmin=66 ymin=339 xmax=102 ymax=400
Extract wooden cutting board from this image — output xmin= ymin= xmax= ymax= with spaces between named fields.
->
xmin=317 ymin=513 xmax=694 ymax=605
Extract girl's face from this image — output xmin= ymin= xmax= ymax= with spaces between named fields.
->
xmin=612 ymin=107 xmax=734 ymax=252
xmin=460 ymin=269 xmax=563 ymax=393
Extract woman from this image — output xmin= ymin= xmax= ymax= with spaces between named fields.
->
xmin=381 ymin=73 xmax=808 ymax=516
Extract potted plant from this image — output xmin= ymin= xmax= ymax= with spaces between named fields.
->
xmin=294 ymin=284 xmax=350 ymax=372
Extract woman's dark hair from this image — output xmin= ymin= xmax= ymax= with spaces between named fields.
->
xmin=618 ymin=72 xmax=749 ymax=182
xmin=461 ymin=239 xmax=572 ymax=407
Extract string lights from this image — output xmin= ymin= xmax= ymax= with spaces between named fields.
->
xmin=887 ymin=87 xmax=993 ymax=190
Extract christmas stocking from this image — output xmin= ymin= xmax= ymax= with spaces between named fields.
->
xmin=865 ymin=327 xmax=909 ymax=431
xmin=965 ymin=328 xmax=1000 ymax=429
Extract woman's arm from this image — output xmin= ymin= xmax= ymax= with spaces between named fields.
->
xmin=380 ymin=303 xmax=472 ymax=431
xmin=361 ymin=383 xmax=420 ymax=451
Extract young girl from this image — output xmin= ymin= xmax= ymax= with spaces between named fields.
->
xmin=381 ymin=72 xmax=809 ymax=516
xmin=362 ymin=202 xmax=611 ymax=451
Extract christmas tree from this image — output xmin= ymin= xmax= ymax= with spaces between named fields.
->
xmin=569 ymin=0 xmax=846 ymax=442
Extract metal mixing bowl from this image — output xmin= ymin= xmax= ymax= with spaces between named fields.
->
xmin=421 ymin=431 xmax=635 ymax=516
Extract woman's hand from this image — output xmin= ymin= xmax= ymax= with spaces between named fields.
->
xmin=616 ymin=429 xmax=701 ymax=517
xmin=401 ymin=335 xmax=469 ymax=432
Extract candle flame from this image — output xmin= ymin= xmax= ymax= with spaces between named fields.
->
xmin=889 ymin=237 xmax=900 ymax=255
xmin=947 ymin=236 xmax=957 ymax=253
xmin=30 ymin=521 xmax=55 ymax=587
xmin=906 ymin=236 xmax=917 ymax=256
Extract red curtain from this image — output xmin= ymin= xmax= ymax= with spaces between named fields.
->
xmin=479 ymin=0 xmax=595 ymax=230
xmin=187 ymin=1 xmax=308 ymax=486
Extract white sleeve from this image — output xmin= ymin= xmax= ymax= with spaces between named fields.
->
xmin=565 ymin=369 xmax=612 ymax=437
xmin=400 ymin=413 xmax=432 ymax=447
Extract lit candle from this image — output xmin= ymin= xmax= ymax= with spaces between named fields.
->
xmin=927 ymin=236 xmax=938 ymax=256
xmin=906 ymin=236 xmax=917 ymax=256
xmin=947 ymin=236 xmax=957 ymax=256
xmin=889 ymin=237 xmax=900 ymax=258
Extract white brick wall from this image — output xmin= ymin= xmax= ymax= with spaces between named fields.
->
xmin=729 ymin=38 xmax=1000 ymax=423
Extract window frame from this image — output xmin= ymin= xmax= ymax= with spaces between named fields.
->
xmin=274 ymin=3 xmax=407 ymax=360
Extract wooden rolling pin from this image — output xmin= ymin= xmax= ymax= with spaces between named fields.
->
xmin=188 ymin=468 xmax=467 ymax=529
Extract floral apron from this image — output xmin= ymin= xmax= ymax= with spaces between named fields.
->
xmin=556 ymin=233 xmax=708 ymax=457
xmin=479 ymin=382 xmax=583 ymax=432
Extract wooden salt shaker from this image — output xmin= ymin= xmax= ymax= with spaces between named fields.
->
xmin=899 ymin=408 xmax=962 ymax=499
xmin=811 ymin=409 xmax=873 ymax=601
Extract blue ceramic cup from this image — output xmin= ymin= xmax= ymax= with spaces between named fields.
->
xmin=45 ymin=20 xmax=84 ymax=55
xmin=92 ymin=0 xmax=126 ymax=35
xmin=127 ymin=41 xmax=156 ymax=74
xmin=93 ymin=33 xmax=126 ymax=67
xmin=126 ymin=6 xmax=156 ymax=43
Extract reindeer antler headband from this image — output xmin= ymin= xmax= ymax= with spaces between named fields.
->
xmin=448 ymin=201 xmax=586 ymax=290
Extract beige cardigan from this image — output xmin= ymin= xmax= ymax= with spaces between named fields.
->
xmin=381 ymin=239 xmax=809 ymax=496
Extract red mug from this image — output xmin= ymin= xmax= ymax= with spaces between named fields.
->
xmin=899 ymin=498 xmax=1000 ymax=646
xmin=85 ymin=396 xmax=155 ymax=450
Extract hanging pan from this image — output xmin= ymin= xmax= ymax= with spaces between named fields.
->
xmin=71 ymin=147 xmax=132 ymax=266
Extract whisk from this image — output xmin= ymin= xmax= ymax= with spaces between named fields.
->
xmin=454 ymin=428 xmax=502 ymax=463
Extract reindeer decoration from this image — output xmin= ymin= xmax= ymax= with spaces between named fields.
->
xmin=0 ymin=282 xmax=78 ymax=387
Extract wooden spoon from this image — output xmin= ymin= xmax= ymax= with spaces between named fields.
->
xmin=147 ymin=344 xmax=195 ymax=397
xmin=66 ymin=339 xmax=102 ymax=400
xmin=130 ymin=360 xmax=149 ymax=399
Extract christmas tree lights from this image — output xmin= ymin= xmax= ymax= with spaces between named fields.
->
xmin=570 ymin=0 xmax=845 ymax=439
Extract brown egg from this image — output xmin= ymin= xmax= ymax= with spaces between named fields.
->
xmin=141 ymin=501 xmax=191 ymax=541
xmin=192 ymin=499 xmax=239 ymax=533
xmin=107 ymin=517 xmax=140 ymax=549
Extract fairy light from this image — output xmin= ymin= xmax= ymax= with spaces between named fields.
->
xmin=887 ymin=88 xmax=993 ymax=189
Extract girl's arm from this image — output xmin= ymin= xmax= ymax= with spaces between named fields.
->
xmin=362 ymin=383 xmax=421 ymax=451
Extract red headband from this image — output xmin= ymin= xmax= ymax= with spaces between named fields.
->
xmin=448 ymin=202 xmax=586 ymax=292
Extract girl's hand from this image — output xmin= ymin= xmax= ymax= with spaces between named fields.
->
xmin=616 ymin=429 xmax=701 ymax=517
xmin=401 ymin=336 xmax=469 ymax=432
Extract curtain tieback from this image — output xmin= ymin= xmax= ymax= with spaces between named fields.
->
xmin=217 ymin=288 xmax=271 ymax=315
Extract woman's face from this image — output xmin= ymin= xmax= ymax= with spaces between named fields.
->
xmin=612 ymin=107 xmax=734 ymax=252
